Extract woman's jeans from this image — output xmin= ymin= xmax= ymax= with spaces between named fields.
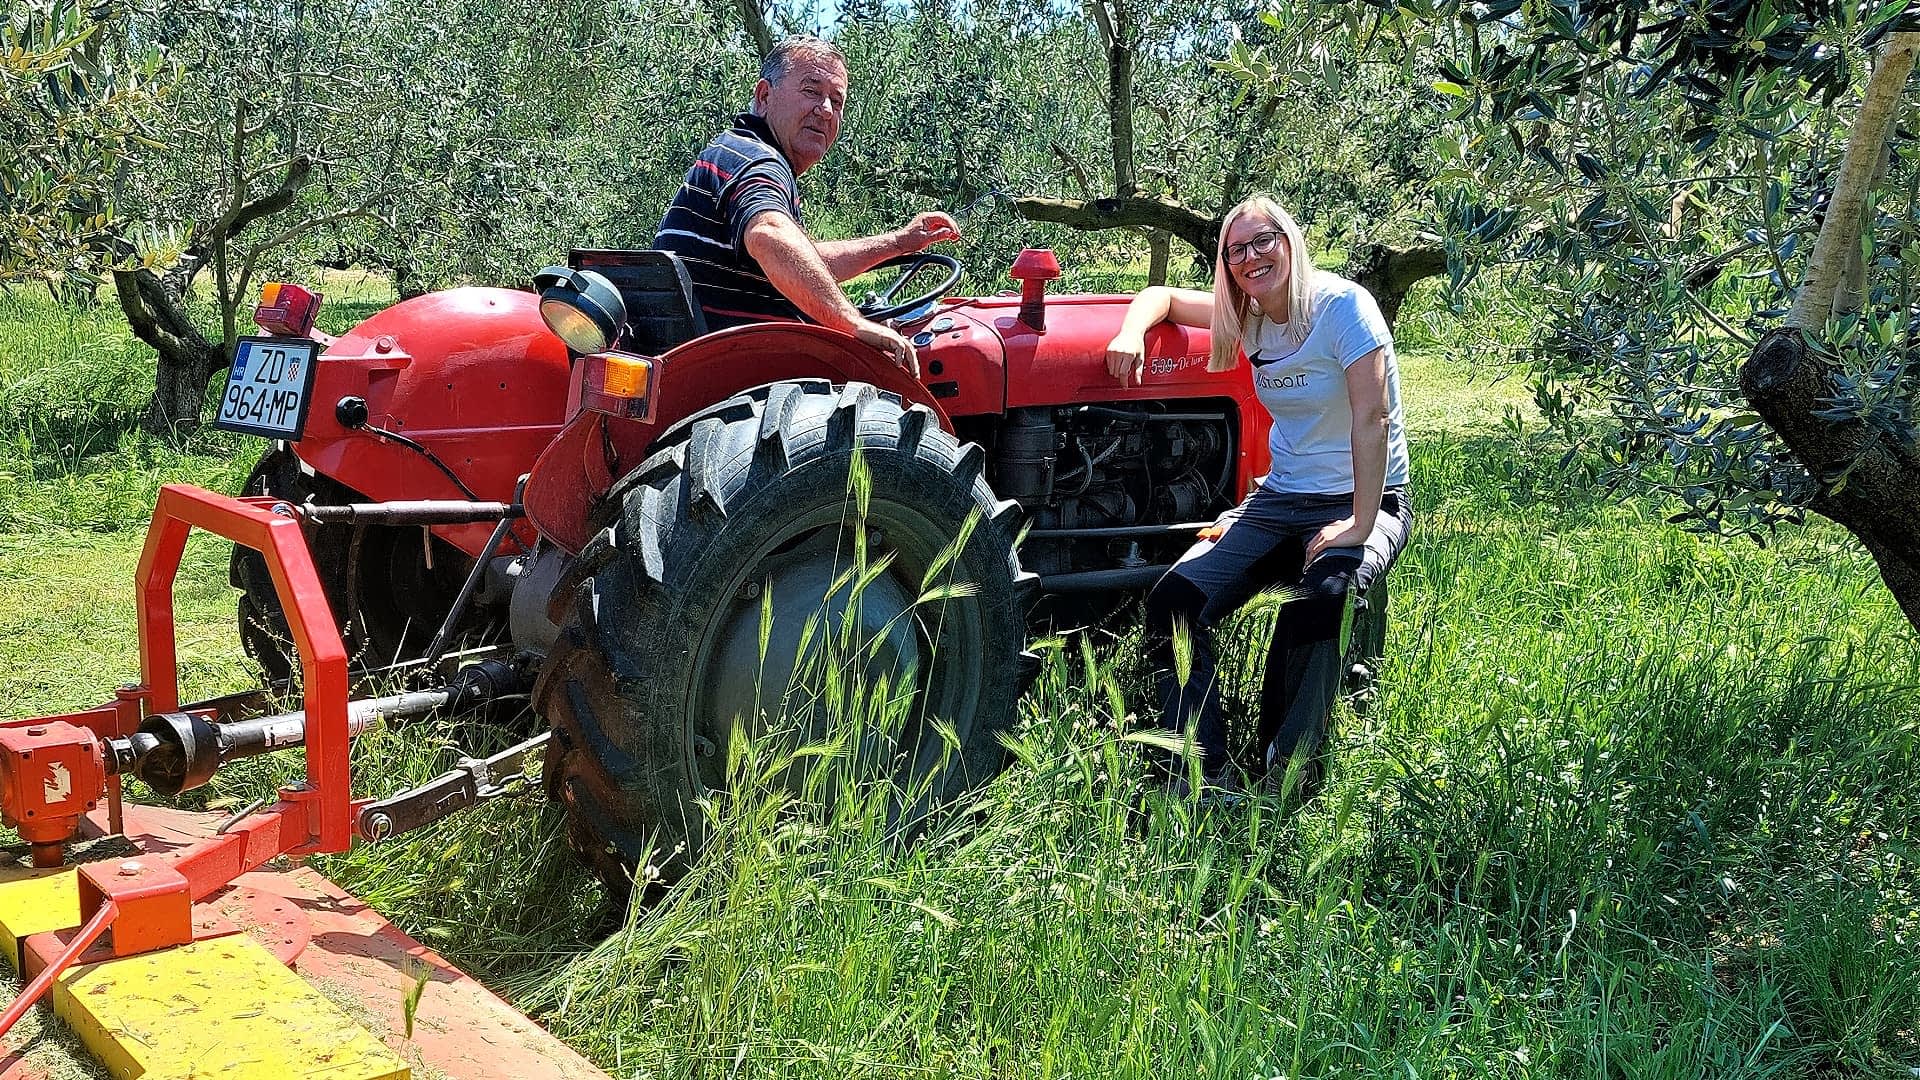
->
xmin=1143 ymin=487 xmax=1412 ymax=776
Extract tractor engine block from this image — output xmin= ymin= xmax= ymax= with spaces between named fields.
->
xmin=983 ymin=403 xmax=1237 ymax=581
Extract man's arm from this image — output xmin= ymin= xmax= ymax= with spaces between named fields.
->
xmin=742 ymin=211 xmax=919 ymax=374
xmin=814 ymin=212 xmax=960 ymax=281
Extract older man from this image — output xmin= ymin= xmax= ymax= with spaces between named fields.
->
xmin=654 ymin=37 xmax=956 ymax=375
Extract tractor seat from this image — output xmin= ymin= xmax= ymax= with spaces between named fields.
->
xmin=569 ymin=249 xmax=708 ymax=355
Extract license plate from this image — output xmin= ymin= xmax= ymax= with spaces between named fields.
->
xmin=215 ymin=337 xmax=319 ymax=439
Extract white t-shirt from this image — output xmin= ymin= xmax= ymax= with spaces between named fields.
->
xmin=1246 ymin=274 xmax=1410 ymax=495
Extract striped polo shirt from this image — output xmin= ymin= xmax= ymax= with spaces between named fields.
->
xmin=654 ymin=113 xmax=806 ymax=330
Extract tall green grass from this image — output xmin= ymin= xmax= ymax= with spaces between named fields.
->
xmin=0 ymin=284 xmax=392 ymax=533
xmin=1 ymin=292 xmax=1916 ymax=1077
xmin=297 ymin=415 xmax=1920 ymax=1077
xmin=0 ymin=292 xmax=254 ymax=532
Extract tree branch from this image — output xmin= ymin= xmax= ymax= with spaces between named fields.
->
xmin=1008 ymin=194 xmax=1218 ymax=256
xmin=1835 ymin=128 xmax=1894 ymax=313
xmin=238 ymin=207 xmax=380 ymax=300
xmin=1347 ymin=242 xmax=1447 ymax=326
xmin=1099 ymin=0 xmax=1137 ymax=196
xmin=1051 ymin=141 xmax=1094 ymax=197
xmin=733 ymin=0 xmax=774 ymax=60
xmin=191 ymin=153 xmax=314 ymax=270
xmin=1788 ymin=32 xmax=1920 ymax=330
xmin=1741 ymin=329 xmax=1920 ymax=575
xmin=112 ymin=267 xmax=211 ymax=356
xmin=226 ymin=155 xmax=314 ymax=239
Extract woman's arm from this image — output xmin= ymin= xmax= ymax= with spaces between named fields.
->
xmin=1304 ymin=346 xmax=1391 ymax=563
xmin=1104 ymin=286 xmax=1214 ymax=385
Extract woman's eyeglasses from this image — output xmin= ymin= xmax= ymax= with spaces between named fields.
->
xmin=1224 ymin=231 xmax=1282 ymax=265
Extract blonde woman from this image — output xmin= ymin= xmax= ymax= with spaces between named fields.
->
xmin=1104 ymin=194 xmax=1412 ymax=793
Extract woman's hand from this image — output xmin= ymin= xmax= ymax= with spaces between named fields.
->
xmin=1304 ymin=516 xmax=1370 ymax=564
xmin=1105 ymin=330 xmax=1147 ymax=385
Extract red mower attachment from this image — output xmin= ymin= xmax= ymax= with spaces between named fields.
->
xmin=0 ymin=484 xmax=591 ymax=1079
xmin=0 ymin=484 xmax=355 ymax=1035
xmin=0 ymin=722 xmax=106 ymax=869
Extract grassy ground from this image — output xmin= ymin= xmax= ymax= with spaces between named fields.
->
xmin=0 ymin=289 xmax=1916 ymax=1077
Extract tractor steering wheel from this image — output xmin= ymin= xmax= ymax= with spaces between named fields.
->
xmin=855 ymin=252 xmax=963 ymax=323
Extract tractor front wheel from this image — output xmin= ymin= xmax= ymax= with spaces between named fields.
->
xmin=231 ymin=447 xmax=358 ymax=684
xmin=536 ymin=382 xmax=1031 ymax=895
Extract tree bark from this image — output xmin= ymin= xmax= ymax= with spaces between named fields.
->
xmin=1733 ymin=31 xmax=1920 ymax=633
xmin=1009 ymin=195 xmax=1219 ymax=260
xmin=1347 ymin=242 xmax=1447 ymax=327
xmin=1087 ymin=0 xmax=1136 ymax=196
xmin=1740 ymin=329 xmax=1920 ymax=630
xmin=732 ymin=0 xmax=774 ymax=60
xmin=1787 ymin=32 xmax=1919 ymax=330
xmin=1146 ymin=229 xmax=1170 ymax=286
xmin=114 ymin=266 xmax=225 ymax=435
xmin=1834 ymin=130 xmax=1893 ymax=314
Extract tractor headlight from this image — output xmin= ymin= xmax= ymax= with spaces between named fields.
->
xmin=532 ymin=267 xmax=626 ymax=354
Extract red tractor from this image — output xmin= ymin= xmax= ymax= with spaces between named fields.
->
xmin=0 ymin=246 xmax=1299 ymax=943
xmin=219 ymin=246 xmax=1277 ymax=890
xmin=0 ymin=245 xmax=1431 ymax=1048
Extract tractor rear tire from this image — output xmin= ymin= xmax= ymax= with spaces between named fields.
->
xmin=536 ymin=381 xmax=1032 ymax=895
xmin=230 ymin=446 xmax=483 ymax=683
xmin=231 ymin=447 xmax=359 ymax=685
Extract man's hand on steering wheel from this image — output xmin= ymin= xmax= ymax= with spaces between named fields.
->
xmin=856 ymin=250 xmax=964 ymax=323
xmin=851 ymin=210 xmax=964 ymax=327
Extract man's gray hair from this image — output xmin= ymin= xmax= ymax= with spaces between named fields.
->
xmin=759 ymin=37 xmax=846 ymax=85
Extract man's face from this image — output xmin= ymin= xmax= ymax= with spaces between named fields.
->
xmin=753 ymin=56 xmax=848 ymax=175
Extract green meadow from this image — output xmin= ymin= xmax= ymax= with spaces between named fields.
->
xmin=1 ymin=287 xmax=1916 ymax=1078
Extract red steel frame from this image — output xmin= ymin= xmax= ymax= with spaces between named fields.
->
xmin=0 ymin=483 xmax=363 ymax=1034
xmin=134 ymin=482 xmax=356 ymax=855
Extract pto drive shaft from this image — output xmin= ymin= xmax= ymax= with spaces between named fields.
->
xmin=110 ymin=659 xmax=525 ymax=797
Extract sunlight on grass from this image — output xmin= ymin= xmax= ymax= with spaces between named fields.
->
xmin=1 ymin=293 xmax=1916 ymax=1077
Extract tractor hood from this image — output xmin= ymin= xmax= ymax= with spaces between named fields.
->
xmin=919 ymin=292 xmax=1216 ymax=417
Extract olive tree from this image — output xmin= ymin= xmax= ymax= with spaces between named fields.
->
xmin=111 ymin=0 xmax=418 ymax=431
xmin=822 ymin=0 xmax=1445 ymax=308
xmin=1264 ymin=0 xmax=1920 ymax=626
xmin=110 ymin=0 xmax=653 ymax=429
xmin=1 ymin=0 xmax=169 ymax=297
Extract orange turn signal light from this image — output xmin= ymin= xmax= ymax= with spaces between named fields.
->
xmin=599 ymin=353 xmax=651 ymax=399
xmin=579 ymin=351 xmax=656 ymax=421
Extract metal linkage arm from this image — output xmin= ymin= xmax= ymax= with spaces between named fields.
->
xmin=137 ymin=483 xmax=355 ymax=852
xmin=358 ymin=732 xmax=549 ymax=841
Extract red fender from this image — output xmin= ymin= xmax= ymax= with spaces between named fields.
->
xmin=524 ymin=323 xmax=952 ymax=555
xmin=293 ymin=287 xmax=572 ymax=558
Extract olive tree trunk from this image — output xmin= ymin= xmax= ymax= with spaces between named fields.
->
xmin=1739 ymin=32 xmax=1920 ymax=630
xmin=114 ymin=266 xmax=225 ymax=435
xmin=1348 ymin=242 xmax=1447 ymax=328
xmin=1742 ymin=329 xmax=1920 ymax=628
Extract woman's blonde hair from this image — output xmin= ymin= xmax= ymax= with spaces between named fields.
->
xmin=1209 ymin=194 xmax=1315 ymax=372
